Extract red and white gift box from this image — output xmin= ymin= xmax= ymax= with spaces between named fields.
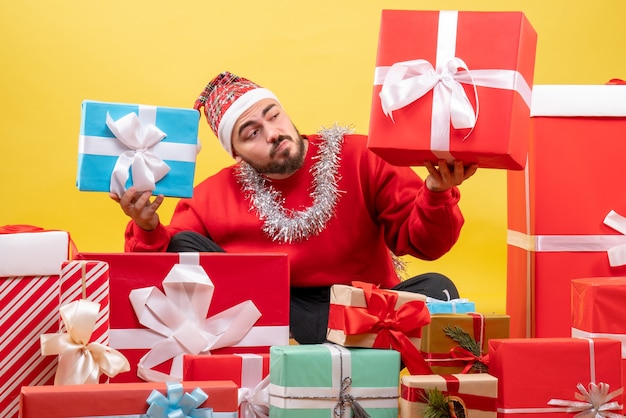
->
xmin=507 ymin=84 xmax=626 ymax=338
xmin=368 ymin=10 xmax=537 ymax=169
xmin=0 ymin=226 xmax=71 ymax=418
xmin=75 ymin=252 xmax=290 ymax=383
xmin=572 ymin=277 xmax=626 ymax=380
xmin=489 ymin=337 xmax=624 ymax=418
xmin=59 ymin=260 xmax=109 ymax=346
xmin=184 ymin=353 xmax=270 ymax=418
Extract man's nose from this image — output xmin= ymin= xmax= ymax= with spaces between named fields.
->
xmin=265 ymin=126 xmax=280 ymax=143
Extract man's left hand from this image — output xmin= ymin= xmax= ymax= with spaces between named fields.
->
xmin=424 ymin=159 xmax=478 ymax=192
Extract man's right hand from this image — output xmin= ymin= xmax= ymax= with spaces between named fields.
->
xmin=109 ymin=186 xmax=163 ymax=231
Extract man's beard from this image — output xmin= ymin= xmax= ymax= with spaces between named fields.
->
xmin=242 ymin=134 xmax=306 ymax=176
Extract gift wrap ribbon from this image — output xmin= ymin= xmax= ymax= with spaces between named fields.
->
xmin=329 ymin=281 xmax=432 ymax=375
xmin=508 ymin=210 xmax=626 ymax=267
xmin=109 ymin=253 xmax=283 ymax=382
xmin=269 ymin=344 xmax=398 ymax=418
xmin=374 ymin=9 xmax=532 ymax=162
xmin=79 ymin=105 xmax=198 ymax=196
xmin=237 ymin=354 xmax=270 ymax=418
xmin=496 ymin=338 xmax=624 ymax=416
xmin=40 ymin=299 xmax=130 ymax=385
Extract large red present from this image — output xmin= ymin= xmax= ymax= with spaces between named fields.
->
xmin=368 ymin=10 xmax=537 ymax=169
xmin=75 ymin=252 xmax=290 ymax=383
xmin=572 ymin=277 xmax=626 ymax=381
xmin=507 ymin=84 xmax=626 ymax=338
xmin=184 ymin=353 xmax=270 ymax=418
xmin=0 ymin=226 xmax=71 ymax=418
xmin=489 ymin=337 xmax=624 ymax=418
xmin=19 ymin=380 xmax=238 ymax=417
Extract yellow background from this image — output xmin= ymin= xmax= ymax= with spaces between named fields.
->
xmin=2 ymin=1 xmax=624 ymax=315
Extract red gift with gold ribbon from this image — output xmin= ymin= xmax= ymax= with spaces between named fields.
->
xmin=400 ymin=373 xmax=498 ymax=418
xmin=326 ymin=281 xmax=432 ymax=375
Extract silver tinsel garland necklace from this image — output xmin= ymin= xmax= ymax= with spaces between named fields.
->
xmin=235 ymin=125 xmax=351 ymax=244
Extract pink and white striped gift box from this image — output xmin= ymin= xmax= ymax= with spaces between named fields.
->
xmin=0 ymin=227 xmax=70 ymax=418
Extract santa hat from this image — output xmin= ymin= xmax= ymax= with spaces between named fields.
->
xmin=194 ymin=71 xmax=279 ymax=156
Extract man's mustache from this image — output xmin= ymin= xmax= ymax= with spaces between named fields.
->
xmin=270 ymin=135 xmax=293 ymax=157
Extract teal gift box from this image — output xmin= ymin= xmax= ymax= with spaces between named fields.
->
xmin=426 ymin=298 xmax=476 ymax=314
xmin=77 ymin=100 xmax=200 ymax=198
xmin=269 ymin=344 xmax=400 ymax=418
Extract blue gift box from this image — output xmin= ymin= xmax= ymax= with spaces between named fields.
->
xmin=426 ymin=298 xmax=476 ymax=314
xmin=77 ymin=100 xmax=200 ymax=198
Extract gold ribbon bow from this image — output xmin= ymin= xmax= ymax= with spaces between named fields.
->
xmin=40 ymin=299 xmax=130 ymax=385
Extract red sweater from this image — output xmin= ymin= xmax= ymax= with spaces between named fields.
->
xmin=125 ymin=134 xmax=464 ymax=288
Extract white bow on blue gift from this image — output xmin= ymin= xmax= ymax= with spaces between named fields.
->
xmin=106 ymin=111 xmax=171 ymax=197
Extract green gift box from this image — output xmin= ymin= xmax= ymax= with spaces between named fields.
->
xmin=269 ymin=344 xmax=400 ymax=418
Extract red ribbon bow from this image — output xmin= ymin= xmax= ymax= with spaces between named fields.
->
xmin=449 ymin=346 xmax=490 ymax=374
xmin=340 ymin=281 xmax=433 ymax=375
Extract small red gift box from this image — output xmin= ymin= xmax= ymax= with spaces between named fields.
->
xmin=184 ymin=353 xmax=270 ymax=418
xmin=368 ymin=10 xmax=537 ymax=169
xmin=572 ymin=277 xmax=626 ymax=380
xmin=75 ymin=252 xmax=289 ymax=383
xmin=507 ymin=84 xmax=626 ymax=338
xmin=0 ymin=226 xmax=71 ymax=418
xmin=489 ymin=337 xmax=624 ymax=418
xmin=19 ymin=380 xmax=238 ymax=417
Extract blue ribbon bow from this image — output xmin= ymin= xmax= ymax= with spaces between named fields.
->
xmin=146 ymin=382 xmax=213 ymax=418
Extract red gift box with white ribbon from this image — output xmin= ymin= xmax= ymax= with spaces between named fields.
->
xmin=184 ymin=353 xmax=270 ymax=418
xmin=368 ymin=10 xmax=537 ymax=170
xmin=507 ymin=84 xmax=626 ymax=338
xmin=572 ymin=277 xmax=626 ymax=384
xmin=75 ymin=252 xmax=290 ymax=383
xmin=489 ymin=337 xmax=624 ymax=418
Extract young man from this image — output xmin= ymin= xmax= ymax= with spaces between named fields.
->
xmin=111 ymin=71 xmax=478 ymax=343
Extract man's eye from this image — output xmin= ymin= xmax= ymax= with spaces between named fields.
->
xmin=247 ymin=129 xmax=259 ymax=139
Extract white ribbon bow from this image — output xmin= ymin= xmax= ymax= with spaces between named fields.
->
xmin=548 ymin=382 xmax=624 ymax=418
xmin=604 ymin=210 xmax=626 ymax=266
xmin=40 ymin=299 xmax=130 ymax=385
xmin=379 ymin=58 xmax=479 ymax=143
xmin=106 ymin=111 xmax=170 ymax=196
xmin=129 ymin=263 xmax=262 ymax=382
xmin=239 ymin=376 xmax=270 ymax=418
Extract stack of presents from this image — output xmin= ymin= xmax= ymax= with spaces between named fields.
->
xmin=3 ymin=8 xmax=626 ymax=418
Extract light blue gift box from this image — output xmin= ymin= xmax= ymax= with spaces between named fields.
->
xmin=426 ymin=298 xmax=476 ymax=314
xmin=269 ymin=344 xmax=400 ymax=418
xmin=77 ymin=100 xmax=200 ymax=198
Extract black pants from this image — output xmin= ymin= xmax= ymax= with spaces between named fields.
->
xmin=168 ymin=231 xmax=460 ymax=344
